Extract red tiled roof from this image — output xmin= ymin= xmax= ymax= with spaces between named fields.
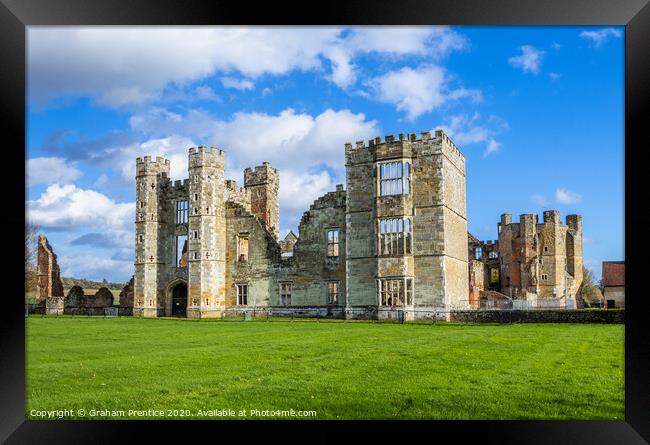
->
xmin=602 ymin=261 xmax=625 ymax=287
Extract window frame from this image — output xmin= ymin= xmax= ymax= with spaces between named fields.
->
xmin=279 ymin=282 xmax=292 ymax=306
xmin=377 ymin=217 xmax=413 ymax=256
xmin=237 ymin=234 xmax=249 ymax=262
xmin=378 ymin=160 xmax=411 ymax=197
xmin=175 ymin=199 xmax=189 ymax=224
xmin=236 ymin=284 xmax=249 ymax=306
xmin=325 ymin=228 xmax=340 ymax=258
xmin=377 ymin=277 xmax=414 ymax=307
xmin=327 ymin=281 xmax=340 ymax=305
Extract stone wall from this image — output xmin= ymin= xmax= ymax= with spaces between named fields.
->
xmin=36 ymin=235 xmax=64 ymax=304
xmin=496 ymin=211 xmax=582 ymax=302
xmin=131 ymin=129 xmax=487 ymax=319
xmin=225 ymin=202 xmax=282 ymax=308
xmin=604 ymin=286 xmax=625 ymax=308
xmin=287 ymin=187 xmax=347 ymax=307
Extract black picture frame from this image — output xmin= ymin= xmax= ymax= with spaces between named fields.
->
xmin=3 ymin=0 xmax=648 ymax=442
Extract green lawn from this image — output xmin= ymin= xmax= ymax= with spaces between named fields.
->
xmin=25 ymin=316 xmax=624 ymax=420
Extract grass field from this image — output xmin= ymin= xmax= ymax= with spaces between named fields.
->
xmin=25 ymin=317 xmax=624 ymax=420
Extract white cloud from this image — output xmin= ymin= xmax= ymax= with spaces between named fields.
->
xmin=280 ymin=170 xmax=335 ymax=212
xmin=220 ymin=77 xmax=254 ymax=91
xmin=27 ymin=157 xmax=82 ymax=185
xmin=508 ymin=45 xmax=545 ymax=75
xmin=555 ymin=188 xmax=582 ymax=205
xmin=434 ymin=113 xmax=508 ymax=156
xmin=89 ymin=107 xmax=378 ymax=231
xmin=58 ymin=253 xmax=133 ymax=283
xmin=125 ymin=107 xmax=378 ymax=176
xmin=369 ymin=65 xmax=481 ymax=120
xmin=579 ymin=28 xmax=622 ymax=47
xmin=94 ymin=173 xmax=109 ymax=188
xmin=531 ymin=194 xmax=551 ymax=207
xmin=28 ymin=26 xmax=469 ymax=107
xmin=27 ymin=184 xmax=134 ymax=230
xmin=551 ymin=42 xmax=561 ymax=50
xmin=483 ymin=139 xmax=501 ymax=157
xmin=549 ymin=72 xmax=562 ymax=81
xmin=193 ymin=85 xmax=219 ymax=101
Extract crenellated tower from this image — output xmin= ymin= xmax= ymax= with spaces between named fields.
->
xmin=244 ymin=162 xmax=280 ymax=240
xmin=134 ymin=156 xmax=170 ymax=317
xmin=344 ymin=129 xmax=469 ymax=320
xmin=186 ymin=146 xmax=226 ymax=318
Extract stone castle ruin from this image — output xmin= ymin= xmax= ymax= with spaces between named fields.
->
xmin=134 ymin=130 xmax=471 ymax=321
xmin=34 ymin=128 xmax=583 ymax=320
xmin=468 ymin=212 xmax=583 ymax=309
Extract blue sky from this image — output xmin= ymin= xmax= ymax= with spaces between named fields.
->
xmin=25 ymin=26 xmax=624 ymax=283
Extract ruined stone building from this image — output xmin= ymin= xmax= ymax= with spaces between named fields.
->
xmin=134 ymin=129 xmax=469 ymax=320
xmin=468 ymin=211 xmax=583 ymax=308
xmin=36 ymin=235 xmax=65 ymax=314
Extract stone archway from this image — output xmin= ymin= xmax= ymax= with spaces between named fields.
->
xmin=168 ymin=281 xmax=188 ymax=318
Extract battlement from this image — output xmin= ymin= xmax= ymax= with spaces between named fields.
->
xmin=434 ymin=129 xmax=464 ymax=159
xmin=543 ymin=210 xmax=560 ymax=224
xmin=565 ymin=214 xmax=583 ymax=232
xmin=499 ymin=210 xmax=576 ymax=228
xmin=344 ymin=129 xmax=464 ymax=164
xmin=344 ymin=131 xmax=434 ymax=152
xmin=136 ymin=155 xmax=170 ymax=177
xmin=172 ymin=179 xmax=190 ymax=188
xmin=244 ymin=162 xmax=279 ymax=186
xmin=188 ymin=145 xmax=224 ymax=156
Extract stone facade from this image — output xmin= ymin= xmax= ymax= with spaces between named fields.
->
xmin=134 ymin=129 xmax=469 ymax=320
xmin=468 ymin=211 xmax=583 ymax=308
xmin=36 ymin=235 xmax=64 ymax=306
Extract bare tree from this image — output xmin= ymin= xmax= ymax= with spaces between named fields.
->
xmin=577 ymin=265 xmax=603 ymax=307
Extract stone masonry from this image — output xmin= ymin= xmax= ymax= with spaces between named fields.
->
xmin=133 ymin=129 xmax=470 ymax=320
xmin=468 ymin=211 xmax=583 ymax=308
xmin=36 ymin=235 xmax=64 ymax=314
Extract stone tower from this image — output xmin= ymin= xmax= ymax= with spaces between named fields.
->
xmin=497 ymin=210 xmax=583 ymax=303
xmin=344 ymin=130 xmax=469 ymax=320
xmin=244 ymin=162 xmax=280 ymax=240
xmin=187 ymin=146 xmax=226 ymax=318
xmin=134 ymin=156 xmax=170 ymax=317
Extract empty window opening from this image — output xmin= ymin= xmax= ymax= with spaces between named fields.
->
xmin=138 ymin=234 xmax=144 ymax=244
xmin=280 ymin=282 xmax=292 ymax=305
xmin=176 ymin=200 xmax=188 ymax=224
xmin=194 ymin=193 xmax=198 ymax=201
xmin=237 ymin=284 xmax=249 ymax=305
xmin=326 ymin=229 xmax=339 ymax=257
xmin=327 ymin=281 xmax=339 ymax=304
xmin=176 ymin=235 xmax=188 ymax=268
xmin=193 ymin=231 xmax=199 ymax=239
xmin=379 ymin=160 xmax=411 ymax=196
xmin=378 ymin=217 xmax=412 ymax=255
xmin=139 ymin=201 xmax=145 ymax=209
xmin=193 ymin=252 xmax=199 ymax=260
xmin=237 ymin=235 xmax=249 ymax=262
xmin=378 ymin=278 xmax=414 ymax=306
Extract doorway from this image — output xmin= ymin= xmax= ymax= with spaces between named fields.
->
xmin=171 ymin=282 xmax=188 ymax=317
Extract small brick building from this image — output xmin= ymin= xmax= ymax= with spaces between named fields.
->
xmin=602 ymin=261 xmax=625 ymax=308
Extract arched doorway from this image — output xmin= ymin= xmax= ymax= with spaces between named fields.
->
xmin=171 ymin=282 xmax=188 ymax=317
